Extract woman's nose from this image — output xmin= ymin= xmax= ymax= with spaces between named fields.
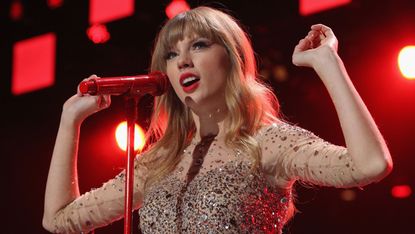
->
xmin=177 ymin=52 xmax=193 ymax=69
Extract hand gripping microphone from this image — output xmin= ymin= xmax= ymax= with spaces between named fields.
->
xmin=79 ymin=71 xmax=169 ymax=96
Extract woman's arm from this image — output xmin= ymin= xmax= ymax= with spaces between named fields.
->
xmin=292 ymin=24 xmax=392 ymax=184
xmin=43 ymin=75 xmax=111 ymax=231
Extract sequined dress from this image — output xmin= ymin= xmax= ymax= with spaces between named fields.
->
xmin=51 ymin=122 xmax=366 ymax=233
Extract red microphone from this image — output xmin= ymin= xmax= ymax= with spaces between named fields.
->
xmin=79 ymin=71 xmax=169 ymax=96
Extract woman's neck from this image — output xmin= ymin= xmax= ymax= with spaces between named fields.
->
xmin=191 ymin=107 xmax=228 ymax=141
xmin=183 ymin=96 xmax=228 ymax=141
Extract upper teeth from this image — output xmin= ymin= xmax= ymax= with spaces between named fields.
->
xmin=183 ymin=76 xmax=198 ymax=85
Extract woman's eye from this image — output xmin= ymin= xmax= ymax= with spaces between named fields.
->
xmin=165 ymin=51 xmax=177 ymax=60
xmin=193 ymin=41 xmax=209 ymax=50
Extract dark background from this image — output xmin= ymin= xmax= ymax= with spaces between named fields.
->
xmin=1 ymin=0 xmax=414 ymax=233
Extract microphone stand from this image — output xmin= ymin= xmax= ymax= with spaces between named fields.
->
xmin=79 ymin=71 xmax=167 ymax=233
xmin=123 ymin=94 xmax=140 ymax=234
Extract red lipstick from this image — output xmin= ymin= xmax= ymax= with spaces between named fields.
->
xmin=180 ymin=73 xmax=200 ymax=93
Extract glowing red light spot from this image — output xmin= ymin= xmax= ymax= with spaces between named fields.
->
xmin=299 ymin=0 xmax=351 ymax=16
xmin=47 ymin=0 xmax=63 ymax=9
xmin=340 ymin=189 xmax=356 ymax=201
xmin=10 ymin=0 xmax=23 ymax=21
xmin=115 ymin=121 xmax=146 ymax=152
xmin=165 ymin=0 xmax=190 ymax=19
xmin=391 ymin=185 xmax=412 ymax=199
xmin=89 ymin=0 xmax=134 ymax=25
xmin=398 ymin=45 xmax=415 ymax=80
xmin=87 ymin=24 xmax=110 ymax=44
xmin=12 ymin=33 xmax=56 ymax=95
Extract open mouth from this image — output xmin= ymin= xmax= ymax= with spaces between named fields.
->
xmin=181 ymin=76 xmax=200 ymax=87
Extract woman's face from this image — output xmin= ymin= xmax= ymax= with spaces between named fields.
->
xmin=165 ymin=34 xmax=230 ymax=111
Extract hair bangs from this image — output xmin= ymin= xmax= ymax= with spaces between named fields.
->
xmin=159 ymin=11 xmax=221 ymax=56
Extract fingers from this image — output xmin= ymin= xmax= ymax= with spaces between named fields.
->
xmin=292 ymin=37 xmax=314 ymax=67
xmin=294 ymin=38 xmax=311 ymax=53
xmin=311 ymin=24 xmax=335 ymax=38
xmin=294 ymin=25 xmax=328 ymax=52
xmin=75 ymin=74 xmax=111 ymax=109
xmin=296 ymin=27 xmax=325 ymax=51
xmin=293 ymin=24 xmax=338 ymax=67
xmin=297 ymin=24 xmax=335 ymax=49
xmin=97 ymin=95 xmax=111 ymax=109
xmin=306 ymin=29 xmax=324 ymax=48
xmin=300 ymin=24 xmax=336 ymax=50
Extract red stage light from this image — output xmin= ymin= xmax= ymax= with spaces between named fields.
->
xmin=299 ymin=0 xmax=351 ymax=16
xmin=340 ymin=189 xmax=356 ymax=201
xmin=10 ymin=0 xmax=23 ymax=21
xmin=86 ymin=24 xmax=110 ymax=44
xmin=165 ymin=0 xmax=190 ymax=19
xmin=89 ymin=0 xmax=134 ymax=25
xmin=47 ymin=0 xmax=63 ymax=9
xmin=398 ymin=45 xmax=415 ymax=80
xmin=12 ymin=33 xmax=56 ymax=95
xmin=115 ymin=121 xmax=146 ymax=152
xmin=391 ymin=185 xmax=412 ymax=199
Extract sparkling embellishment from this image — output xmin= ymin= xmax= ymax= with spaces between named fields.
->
xmin=200 ymin=214 xmax=208 ymax=221
xmin=51 ymin=123 xmax=360 ymax=234
xmin=140 ymin=160 xmax=291 ymax=234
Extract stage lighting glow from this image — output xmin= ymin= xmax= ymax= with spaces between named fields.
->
xmin=398 ymin=45 xmax=415 ymax=79
xmin=47 ymin=0 xmax=63 ymax=9
xmin=299 ymin=0 xmax=351 ymax=16
xmin=12 ymin=33 xmax=56 ymax=95
xmin=87 ymin=24 xmax=110 ymax=44
xmin=89 ymin=0 xmax=134 ymax=25
xmin=10 ymin=0 xmax=23 ymax=21
xmin=115 ymin=121 xmax=146 ymax=152
xmin=391 ymin=185 xmax=412 ymax=199
xmin=165 ymin=0 xmax=190 ymax=19
xmin=340 ymin=189 xmax=356 ymax=201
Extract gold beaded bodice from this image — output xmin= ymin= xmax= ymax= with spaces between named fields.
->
xmin=139 ymin=134 xmax=291 ymax=233
xmin=51 ymin=122 xmax=365 ymax=233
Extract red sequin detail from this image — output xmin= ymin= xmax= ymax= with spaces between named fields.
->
xmin=240 ymin=187 xmax=290 ymax=234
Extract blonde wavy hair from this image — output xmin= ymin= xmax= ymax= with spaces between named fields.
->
xmin=140 ymin=6 xmax=281 ymax=192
